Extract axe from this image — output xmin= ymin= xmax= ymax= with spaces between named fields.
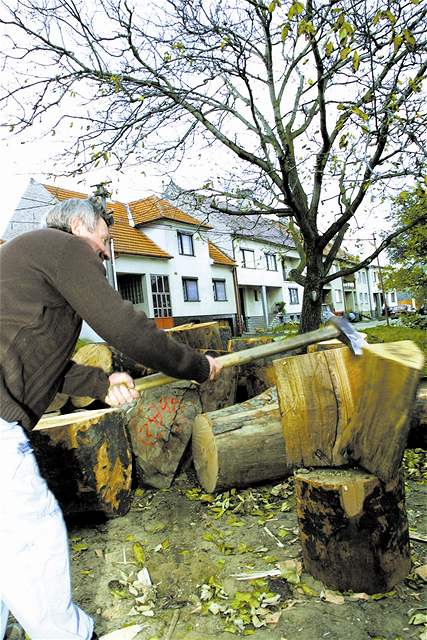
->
xmin=133 ymin=315 xmax=365 ymax=393
xmin=34 ymin=317 xmax=364 ymax=431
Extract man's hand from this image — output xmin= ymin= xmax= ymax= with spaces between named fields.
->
xmin=104 ymin=372 xmax=139 ymax=407
xmin=205 ymin=355 xmax=223 ymax=381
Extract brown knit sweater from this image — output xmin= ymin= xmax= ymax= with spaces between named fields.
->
xmin=0 ymin=228 xmax=210 ymax=430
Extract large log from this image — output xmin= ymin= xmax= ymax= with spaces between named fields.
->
xmin=192 ymin=381 xmax=427 ymax=494
xmin=30 ymin=408 xmax=133 ymax=517
xmin=127 ymin=381 xmax=202 ymax=489
xmin=274 ymin=341 xmax=424 ymax=481
xmin=197 ymin=350 xmax=237 ymax=412
xmin=70 ymin=343 xmax=148 ymax=408
xmin=165 ymin=321 xmax=223 ymax=351
xmin=294 ymin=468 xmax=411 ymax=594
xmin=192 ymin=387 xmax=292 ymax=493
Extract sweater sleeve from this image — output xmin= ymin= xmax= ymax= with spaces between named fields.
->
xmin=58 ymin=361 xmax=110 ymax=399
xmin=55 ymin=236 xmax=210 ymax=384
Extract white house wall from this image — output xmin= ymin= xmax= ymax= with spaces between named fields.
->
xmin=115 ymin=252 xmax=236 ymax=319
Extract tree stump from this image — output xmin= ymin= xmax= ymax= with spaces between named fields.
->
xmin=192 ymin=387 xmax=292 ymax=492
xmin=274 ymin=341 xmax=424 ymax=481
xmin=294 ymin=468 xmax=411 ymax=594
xmin=127 ymin=381 xmax=202 ymax=489
xmin=30 ymin=408 xmax=133 ymax=518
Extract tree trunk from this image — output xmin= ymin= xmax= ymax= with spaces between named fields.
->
xmin=192 ymin=387 xmax=292 ymax=492
xmin=299 ymin=252 xmax=323 ymax=334
xmin=294 ymin=468 xmax=411 ymax=594
xmin=30 ymin=408 xmax=133 ymax=518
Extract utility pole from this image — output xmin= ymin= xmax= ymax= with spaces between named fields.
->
xmin=372 ymin=234 xmax=390 ymax=327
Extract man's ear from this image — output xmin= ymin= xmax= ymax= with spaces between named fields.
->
xmin=69 ymin=217 xmax=84 ymax=236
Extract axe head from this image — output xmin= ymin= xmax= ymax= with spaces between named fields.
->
xmin=327 ymin=315 xmax=366 ymax=355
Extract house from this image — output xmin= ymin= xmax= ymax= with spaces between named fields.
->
xmin=3 ymin=180 xmax=239 ymax=332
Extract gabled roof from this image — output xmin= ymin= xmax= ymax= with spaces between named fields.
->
xmin=130 ymin=195 xmax=212 ymax=229
xmin=111 ymin=220 xmax=171 ymax=258
xmin=43 ymin=184 xmax=169 ymax=258
xmin=208 ymin=241 xmax=235 ymax=267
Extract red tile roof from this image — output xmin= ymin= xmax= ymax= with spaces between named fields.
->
xmin=130 ymin=196 xmax=212 ymax=229
xmin=111 ymin=220 xmax=171 ymax=258
xmin=208 ymin=241 xmax=235 ymax=266
xmin=43 ymin=184 xmax=169 ymax=258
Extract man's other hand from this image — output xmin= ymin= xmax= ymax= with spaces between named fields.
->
xmin=205 ymin=355 xmax=223 ymax=381
xmin=104 ymin=372 xmax=139 ymax=407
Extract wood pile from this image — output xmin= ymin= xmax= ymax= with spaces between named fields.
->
xmin=33 ymin=321 xmax=425 ymax=595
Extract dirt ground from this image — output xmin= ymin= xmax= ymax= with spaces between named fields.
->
xmin=67 ymin=459 xmax=427 ymax=640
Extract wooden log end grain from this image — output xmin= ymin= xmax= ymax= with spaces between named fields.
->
xmin=294 ymin=467 xmax=411 ymax=594
xmin=193 ymin=387 xmax=292 ymax=493
xmin=30 ymin=408 xmax=133 ymax=518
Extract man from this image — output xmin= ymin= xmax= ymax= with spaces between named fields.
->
xmin=0 ymin=198 xmax=222 ymax=640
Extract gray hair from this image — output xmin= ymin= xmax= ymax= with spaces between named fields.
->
xmin=43 ymin=198 xmax=113 ymax=232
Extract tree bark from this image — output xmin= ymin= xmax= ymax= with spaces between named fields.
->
xmin=166 ymin=321 xmax=224 ymax=351
xmin=30 ymin=408 xmax=133 ymax=518
xmin=299 ymin=252 xmax=323 ymax=333
xmin=294 ymin=468 xmax=411 ymax=594
xmin=127 ymin=381 xmax=202 ymax=489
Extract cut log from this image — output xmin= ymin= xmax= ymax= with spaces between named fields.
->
xmin=30 ymin=408 xmax=133 ymax=517
xmin=307 ymin=332 xmax=367 ymax=353
xmin=294 ymin=468 xmax=411 ymax=594
xmin=127 ymin=381 xmax=202 ymax=489
xmin=70 ymin=343 xmax=148 ymax=408
xmin=218 ymin=322 xmax=233 ymax=351
xmin=166 ymin=321 xmax=223 ymax=351
xmin=192 ymin=387 xmax=292 ymax=493
xmin=274 ymin=341 xmax=424 ymax=481
xmin=197 ymin=350 xmax=237 ymax=412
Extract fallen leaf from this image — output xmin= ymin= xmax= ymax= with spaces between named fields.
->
xmin=321 ymin=589 xmax=345 ymax=605
xmin=349 ymin=592 xmax=370 ymax=601
xmin=415 ymin=564 xmax=427 ymax=581
xmin=98 ymin=624 xmax=145 ymax=640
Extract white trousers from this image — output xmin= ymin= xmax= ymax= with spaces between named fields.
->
xmin=0 ymin=418 xmax=94 ymax=640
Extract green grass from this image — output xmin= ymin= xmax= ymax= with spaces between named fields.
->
xmin=363 ymin=325 xmax=427 ymax=376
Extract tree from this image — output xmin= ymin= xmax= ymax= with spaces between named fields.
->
xmin=383 ymin=185 xmax=427 ymax=305
xmin=1 ymin=0 xmax=426 ymax=331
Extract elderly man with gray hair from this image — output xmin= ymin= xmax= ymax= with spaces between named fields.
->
xmin=0 ymin=197 xmax=222 ymax=640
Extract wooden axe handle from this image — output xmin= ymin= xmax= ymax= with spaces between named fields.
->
xmin=134 ymin=324 xmax=341 ymax=392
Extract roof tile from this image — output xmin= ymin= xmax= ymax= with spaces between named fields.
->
xmin=208 ymin=241 xmax=235 ymax=266
xmin=130 ymin=195 xmax=212 ymax=229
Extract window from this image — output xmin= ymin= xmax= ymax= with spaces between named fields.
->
xmin=213 ymin=279 xmax=227 ymax=301
xmin=151 ymin=274 xmax=172 ymax=317
xmin=118 ymin=274 xmax=144 ymax=304
xmin=254 ymin=289 xmax=259 ymax=301
xmin=289 ymin=288 xmax=299 ymax=305
xmin=177 ymin=231 xmax=194 ymax=256
xmin=182 ymin=277 xmax=199 ymax=302
xmin=390 ymin=291 xmax=396 ymax=303
xmin=365 ymin=292 xmax=369 ymax=304
xmin=265 ymin=252 xmax=277 ymax=271
xmin=240 ymin=248 xmax=255 ymax=268
xmin=335 ymin=289 xmax=342 ymax=303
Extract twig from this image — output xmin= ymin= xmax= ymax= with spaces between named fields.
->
xmin=410 ymin=531 xmax=427 ymax=543
xmin=164 ymin=610 xmax=180 ymax=640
